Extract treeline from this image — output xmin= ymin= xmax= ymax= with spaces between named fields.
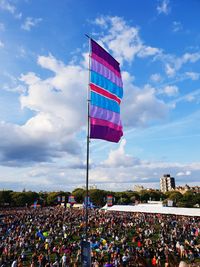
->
xmin=0 ymin=188 xmax=199 ymax=208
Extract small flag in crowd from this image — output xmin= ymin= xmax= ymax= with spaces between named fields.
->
xmin=68 ymin=195 xmax=76 ymax=204
xmin=107 ymin=195 xmax=113 ymax=207
xmin=89 ymin=39 xmax=123 ymax=143
xmin=33 ymin=200 xmax=37 ymax=209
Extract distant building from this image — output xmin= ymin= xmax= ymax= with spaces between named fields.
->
xmin=133 ymin=185 xmax=144 ymax=192
xmin=175 ymin=184 xmax=190 ymax=194
xmin=81 ymin=184 xmax=97 ymax=190
xmin=160 ymin=174 xmax=175 ymax=193
xmin=89 ymin=185 xmax=97 ymax=190
xmin=176 ymin=184 xmax=200 ymax=194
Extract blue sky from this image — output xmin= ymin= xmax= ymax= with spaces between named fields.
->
xmin=0 ymin=0 xmax=200 ymax=192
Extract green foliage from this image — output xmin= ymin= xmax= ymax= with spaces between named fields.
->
xmin=194 ymin=193 xmax=200 ymax=205
xmin=126 ymin=191 xmax=140 ymax=201
xmin=38 ymin=191 xmax=48 ymax=205
xmin=139 ymin=190 xmax=150 ymax=202
xmin=72 ymin=188 xmax=85 ymax=203
xmin=114 ymin=192 xmax=129 ymax=204
xmin=89 ymin=189 xmax=107 ymax=206
xmin=167 ymin=191 xmax=183 ymax=202
xmin=181 ymin=191 xmax=198 ymax=207
xmin=129 ymin=192 xmax=140 ymax=203
xmin=10 ymin=192 xmax=26 ymax=206
xmin=175 ymin=191 xmax=200 ymax=208
xmin=24 ymin=191 xmax=39 ymax=205
xmin=139 ymin=190 xmax=166 ymax=203
xmin=148 ymin=190 xmax=162 ymax=201
xmin=117 ymin=197 xmax=129 ymax=204
xmin=46 ymin=191 xmax=70 ymax=205
xmin=0 ymin=190 xmax=13 ymax=206
xmin=1 ymin=187 xmax=199 ymax=209
xmin=182 ymin=191 xmax=194 ymax=201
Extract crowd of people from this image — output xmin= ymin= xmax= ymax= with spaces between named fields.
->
xmin=0 ymin=206 xmax=199 ymax=266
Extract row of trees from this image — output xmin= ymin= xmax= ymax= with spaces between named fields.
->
xmin=0 ymin=188 xmax=199 ymax=208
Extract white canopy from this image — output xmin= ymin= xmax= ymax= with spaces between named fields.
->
xmin=107 ymin=204 xmax=200 ymax=217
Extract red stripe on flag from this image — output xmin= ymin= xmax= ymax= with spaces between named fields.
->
xmin=91 ymin=52 xmax=121 ymax=78
xmin=90 ymin=117 xmax=123 ymax=131
xmin=90 ymin=83 xmax=121 ymax=104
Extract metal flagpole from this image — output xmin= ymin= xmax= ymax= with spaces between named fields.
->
xmin=80 ymin=34 xmax=92 ymax=267
xmin=85 ymin=34 xmax=91 ymax=241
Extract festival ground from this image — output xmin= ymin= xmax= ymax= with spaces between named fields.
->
xmin=0 ymin=206 xmax=199 ymax=266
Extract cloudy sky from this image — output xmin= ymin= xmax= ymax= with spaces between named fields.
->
xmin=0 ymin=0 xmax=200 ymax=192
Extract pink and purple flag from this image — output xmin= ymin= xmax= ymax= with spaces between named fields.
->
xmin=89 ymin=39 xmax=123 ymax=143
xmin=107 ymin=195 xmax=113 ymax=207
xmin=68 ymin=195 xmax=76 ymax=204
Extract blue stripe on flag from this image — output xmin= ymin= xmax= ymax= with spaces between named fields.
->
xmin=91 ymin=91 xmax=120 ymax=113
xmin=90 ymin=71 xmax=123 ymax=99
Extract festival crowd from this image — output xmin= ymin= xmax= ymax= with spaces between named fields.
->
xmin=0 ymin=207 xmax=199 ymax=267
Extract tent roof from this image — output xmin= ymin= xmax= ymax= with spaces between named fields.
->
xmin=101 ymin=204 xmax=108 ymax=210
xmin=107 ymin=204 xmax=200 ymax=217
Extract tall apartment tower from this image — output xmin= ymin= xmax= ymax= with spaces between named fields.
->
xmin=160 ymin=174 xmax=175 ymax=192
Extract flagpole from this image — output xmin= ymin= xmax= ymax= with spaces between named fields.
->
xmin=85 ymin=34 xmax=91 ymax=241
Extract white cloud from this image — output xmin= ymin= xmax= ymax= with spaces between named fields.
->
xmin=0 ymin=17 xmax=170 ymax=166
xmin=88 ymin=156 xmax=200 ymax=190
xmin=3 ymin=84 xmax=26 ymax=94
xmin=104 ymin=139 xmax=140 ymax=167
xmin=0 ymin=23 xmax=5 ymax=31
xmin=122 ymin=72 xmax=169 ymax=127
xmin=1 ymin=72 xmax=26 ymax=93
xmin=21 ymin=17 xmax=42 ymax=31
xmin=185 ymin=95 xmax=195 ymax=102
xmin=165 ymin=63 xmax=176 ymax=77
xmin=185 ymin=72 xmax=200 ymax=81
xmin=94 ymin=17 xmax=108 ymax=28
xmin=157 ymin=0 xmax=170 ymax=15
xmin=185 ymin=95 xmax=196 ymax=102
xmin=150 ymin=73 xmax=162 ymax=82
xmin=138 ymin=46 xmax=160 ymax=57
xmin=20 ymin=55 xmax=87 ymax=137
xmin=157 ymin=52 xmax=200 ymax=77
xmin=170 ymin=89 xmax=200 ymax=104
xmin=95 ymin=15 xmax=200 ymax=83
xmin=176 ymin=170 xmax=191 ymax=177
xmin=0 ymin=40 xmax=4 ymax=48
xmin=162 ymin=85 xmax=179 ymax=96
xmin=94 ymin=16 xmax=161 ymax=64
xmin=0 ymin=53 xmax=90 ymax=166
xmin=15 ymin=12 xmax=22 ymax=20
xmin=16 ymin=46 xmax=27 ymax=58
xmin=20 ymin=72 xmax=41 ymax=85
xmin=172 ymin=21 xmax=182 ymax=32
xmin=38 ymin=54 xmax=65 ymax=73
xmin=182 ymin=52 xmax=200 ymax=63
xmin=0 ymin=0 xmax=21 ymax=19
xmin=0 ymin=0 xmax=15 ymax=14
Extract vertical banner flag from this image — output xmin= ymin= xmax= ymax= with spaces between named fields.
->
xmin=89 ymin=39 xmax=123 ymax=143
xmin=68 ymin=195 xmax=76 ymax=204
xmin=84 ymin=196 xmax=90 ymax=208
xmin=107 ymin=195 xmax=113 ymax=207
xmin=57 ymin=196 xmax=61 ymax=202
xmin=34 ymin=200 xmax=38 ymax=209
xmin=62 ymin=196 xmax=65 ymax=203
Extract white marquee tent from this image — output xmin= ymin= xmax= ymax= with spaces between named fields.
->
xmin=106 ymin=204 xmax=200 ymax=217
